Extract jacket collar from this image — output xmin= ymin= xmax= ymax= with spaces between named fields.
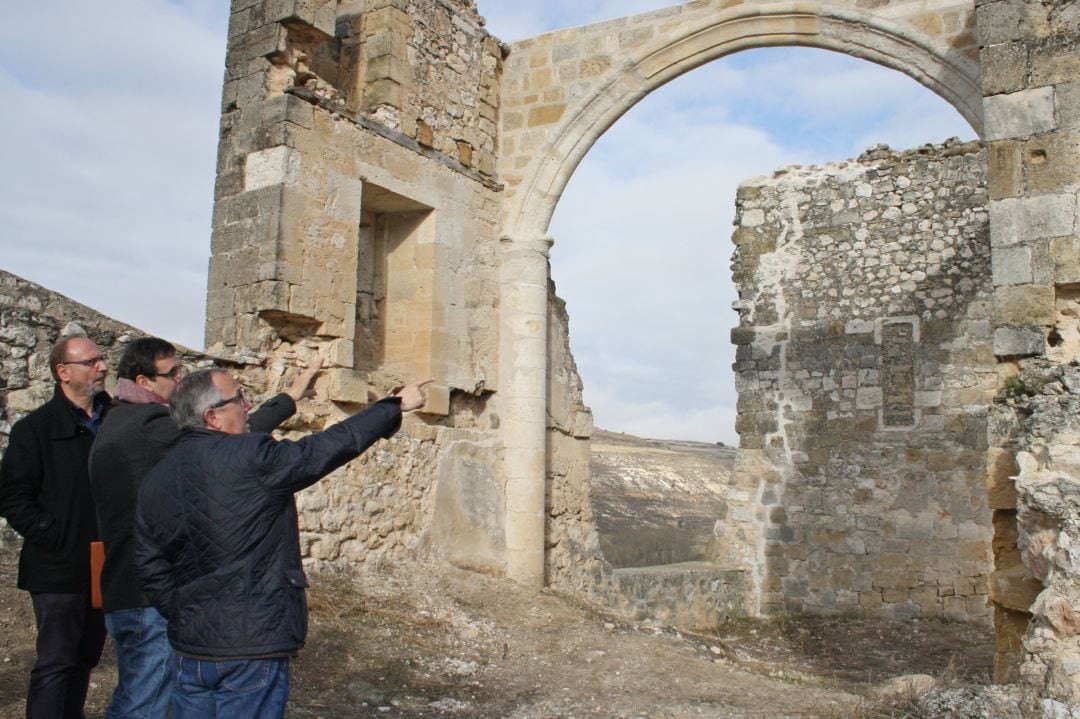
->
xmin=47 ymin=384 xmax=111 ymax=439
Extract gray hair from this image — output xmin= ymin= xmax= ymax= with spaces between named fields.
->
xmin=170 ymin=369 xmax=229 ymax=430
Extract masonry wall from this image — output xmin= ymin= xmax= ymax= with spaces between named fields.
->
xmin=203 ymin=0 xmax=516 ymax=575
xmin=731 ymin=141 xmax=995 ymax=620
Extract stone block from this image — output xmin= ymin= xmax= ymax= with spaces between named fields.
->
xmin=975 ymin=1 xmax=1023 ymax=45
xmin=1030 ymin=36 xmax=1080 ymax=87
xmin=367 ymin=50 xmax=411 ymax=84
xmin=4 ymin=385 xmax=53 ymax=414
xmin=364 ymin=78 xmax=403 ymax=110
xmin=980 ymin=41 xmax=1029 ymax=95
xmin=1059 ymin=81 xmax=1080 ymax=132
xmin=988 ymin=564 xmax=1042 ymax=612
xmin=993 ymin=285 xmax=1056 ymax=326
xmin=993 ymin=327 xmax=1045 ymax=357
xmin=326 ymin=338 xmax=353 ymax=368
xmin=992 ymin=245 xmax=1034 ymax=285
xmin=527 ymin=104 xmax=566 ymax=127
xmin=1051 ymin=236 xmax=1080 ymax=284
xmin=325 ymin=368 xmax=369 ymax=403
xmin=229 ymin=23 xmax=288 ymax=63
xmin=235 ymin=281 xmax=290 ymax=313
xmin=258 ymin=94 xmax=315 ymax=130
xmin=989 ymin=194 xmax=1077 ymax=247
xmin=983 ymin=87 xmax=1057 ymax=141
xmin=265 ymin=0 xmax=335 ymax=39
xmin=987 ymin=140 xmax=1023 ymax=200
xmin=1025 ymin=133 xmax=1080 ymax=195
xmin=245 ymin=146 xmax=300 ymax=191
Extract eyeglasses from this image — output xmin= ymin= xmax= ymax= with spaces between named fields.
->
xmin=154 ymin=365 xmax=184 ymax=380
xmin=61 ymin=356 xmax=106 ymax=367
xmin=209 ymin=390 xmax=246 ymax=410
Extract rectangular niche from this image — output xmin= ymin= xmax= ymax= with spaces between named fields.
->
xmin=355 ymin=182 xmax=436 ymax=382
xmin=879 ymin=317 xmax=919 ymax=429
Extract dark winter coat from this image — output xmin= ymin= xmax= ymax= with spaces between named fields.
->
xmin=88 ymin=394 xmax=297 ymax=612
xmin=0 ymin=386 xmax=111 ymax=593
xmin=134 ymin=397 xmax=402 ymax=659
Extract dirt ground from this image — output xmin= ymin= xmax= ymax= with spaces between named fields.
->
xmin=0 ymin=539 xmax=1000 ymax=719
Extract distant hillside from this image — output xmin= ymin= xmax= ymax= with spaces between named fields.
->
xmin=589 ymin=429 xmax=737 ymax=569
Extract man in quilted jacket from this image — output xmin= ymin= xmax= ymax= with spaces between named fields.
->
xmin=89 ymin=337 xmax=320 ymax=719
xmin=134 ymin=368 xmax=428 ymax=719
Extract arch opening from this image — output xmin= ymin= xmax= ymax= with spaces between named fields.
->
xmin=542 ymin=39 xmax=991 ymax=667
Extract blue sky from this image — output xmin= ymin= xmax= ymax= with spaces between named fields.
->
xmin=0 ymin=1 xmax=976 ymax=445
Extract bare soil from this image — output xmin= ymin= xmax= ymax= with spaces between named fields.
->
xmin=0 ymin=539 xmax=997 ymax=719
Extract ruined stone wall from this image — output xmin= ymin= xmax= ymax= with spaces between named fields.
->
xmin=731 ymin=140 xmax=995 ymax=620
xmin=991 ymin=358 xmax=1080 ymax=713
xmin=975 ymin=0 xmax=1080 ymax=708
xmin=340 ymin=0 xmax=500 ymax=175
xmin=0 ymin=270 xmax=158 ymax=456
xmin=544 ymin=289 xmax=604 ymax=593
xmin=207 ymin=0 xmax=512 ymax=575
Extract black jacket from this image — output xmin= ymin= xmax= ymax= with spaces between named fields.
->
xmin=0 ymin=386 xmax=110 ymax=593
xmin=88 ymin=394 xmax=297 ymax=612
xmin=134 ymin=398 xmax=401 ymax=659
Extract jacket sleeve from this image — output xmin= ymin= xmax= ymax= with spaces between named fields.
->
xmin=254 ymin=397 xmax=402 ymax=497
xmin=0 ymin=419 xmax=61 ymax=551
xmin=133 ymin=503 xmax=175 ymax=619
xmin=248 ymin=393 xmax=297 ymax=434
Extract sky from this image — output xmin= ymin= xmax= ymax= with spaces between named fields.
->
xmin=0 ymin=1 xmax=976 ymax=445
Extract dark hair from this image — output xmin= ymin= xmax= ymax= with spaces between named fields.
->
xmin=170 ymin=369 xmax=228 ymax=430
xmin=49 ymin=335 xmax=86 ymax=380
xmin=117 ymin=337 xmax=176 ymax=381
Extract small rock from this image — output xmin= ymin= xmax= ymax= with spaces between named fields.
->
xmin=871 ymin=674 xmax=936 ymax=702
xmin=347 ymin=679 xmax=385 ymax=706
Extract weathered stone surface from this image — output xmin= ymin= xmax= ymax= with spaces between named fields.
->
xmin=994 ymin=327 xmax=1046 ymax=357
xmin=730 ymin=142 xmax=993 ymax=620
xmin=983 ymin=87 xmax=1057 ymax=141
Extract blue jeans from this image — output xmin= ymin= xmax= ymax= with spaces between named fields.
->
xmin=172 ymin=656 xmax=290 ymax=719
xmin=104 ymin=607 xmax=173 ymax=718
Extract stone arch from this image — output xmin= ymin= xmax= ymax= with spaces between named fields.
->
xmin=495 ymin=0 xmax=982 ymax=586
xmin=500 ymin=1 xmax=981 ymax=241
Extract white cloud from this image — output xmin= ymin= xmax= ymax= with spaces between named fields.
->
xmin=0 ymin=1 xmax=227 ymax=349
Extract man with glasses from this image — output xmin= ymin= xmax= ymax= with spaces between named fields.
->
xmin=89 ymin=337 xmax=320 ymax=719
xmin=0 ymin=334 xmax=111 ymax=719
xmin=134 ymin=368 xmax=428 ymax=719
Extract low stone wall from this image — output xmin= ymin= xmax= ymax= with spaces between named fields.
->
xmin=604 ymin=564 xmax=753 ymax=629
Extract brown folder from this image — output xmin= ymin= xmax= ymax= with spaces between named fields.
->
xmin=90 ymin=541 xmax=105 ymax=609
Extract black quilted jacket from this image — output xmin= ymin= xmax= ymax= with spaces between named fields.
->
xmin=89 ymin=394 xmax=297 ymax=612
xmin=134 ymin=397 xmax=402 ymax=659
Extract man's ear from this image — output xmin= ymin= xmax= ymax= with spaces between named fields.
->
xmin=203 ymin=408 xmax=221 ymax=431
xmin=55 ymin=364 xmax=72 ymax=385
xmin=135 ymin=375 xmax=155 ymax=391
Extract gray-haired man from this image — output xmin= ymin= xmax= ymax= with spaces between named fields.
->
xmin=134 ymin=368 xmax=428 ymax=718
